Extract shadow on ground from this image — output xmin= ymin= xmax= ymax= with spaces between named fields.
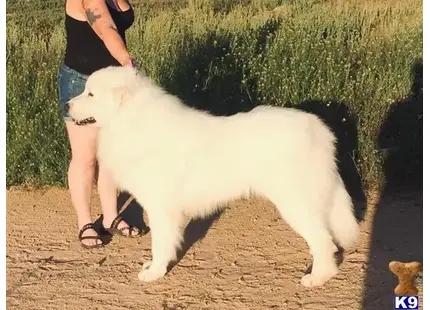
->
xmin=169 ymin=209 xmax=225 ymax=271
xmin=361 ymin=59 xmax=423 ymax=310
xmin=93 ymin=191 xmax=150 ymax=244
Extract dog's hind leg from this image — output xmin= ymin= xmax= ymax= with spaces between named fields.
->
xmin=296 ymin=221 xmax=339 ymax=287
xmin=138 ymin=208 xmax=184 ymax=282
xmin=268 ymin=192 xmax=339 ymax=287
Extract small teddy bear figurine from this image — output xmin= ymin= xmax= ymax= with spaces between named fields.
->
xmin=389 ymin=261 xmax=422 ymax=296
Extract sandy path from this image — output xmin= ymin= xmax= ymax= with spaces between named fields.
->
xmin=6 ymin=187 xmax=423 ymax=310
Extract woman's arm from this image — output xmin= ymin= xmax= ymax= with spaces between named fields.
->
xmin=82 ymin=0 xmax=135 ymax=67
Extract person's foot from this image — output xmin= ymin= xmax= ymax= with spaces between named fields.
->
xmin=78 ymin=223 xmax=104 ymax=248
xmin=102 ymin=214 xmax=142 ymax=237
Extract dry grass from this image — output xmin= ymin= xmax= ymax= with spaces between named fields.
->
xmin=6 ymin=0 xmax=422 ymax=190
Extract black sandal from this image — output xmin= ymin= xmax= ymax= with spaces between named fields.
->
xmin=78 ymin=223 xmax=104 ymax=249
xmin=103 ymin=214 xmax=143 ymax=238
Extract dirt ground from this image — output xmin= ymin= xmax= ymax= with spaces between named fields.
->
xmin=6 ymin=187 xmax=423 ymax=310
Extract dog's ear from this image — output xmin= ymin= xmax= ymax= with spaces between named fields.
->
xmin=112 ymin=86 xmax=133 ymax=107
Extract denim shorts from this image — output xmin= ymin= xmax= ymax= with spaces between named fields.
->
xmin=58 ymin=64 xmax=88 ymax=120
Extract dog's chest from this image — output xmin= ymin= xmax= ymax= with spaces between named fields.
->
xmin=96 ymin=131 xmax=135 ymax=178
xmin=96 ymin=128 xmax=163 ymax=191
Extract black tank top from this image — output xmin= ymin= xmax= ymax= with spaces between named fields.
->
xmin=64 ymin=4 xmax=134 ymax=76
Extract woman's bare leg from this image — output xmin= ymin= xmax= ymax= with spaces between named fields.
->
xmin=65 ymin=121 xmax=101 ymax=246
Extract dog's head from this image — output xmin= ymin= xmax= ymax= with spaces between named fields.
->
xmin=68 ymin=66 xmax=141 ymax=126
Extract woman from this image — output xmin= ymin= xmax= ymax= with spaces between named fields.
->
xmin=58 ymin=0 xmax=142 ymax=248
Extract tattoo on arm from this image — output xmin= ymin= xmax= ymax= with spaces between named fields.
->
xmin=85 ymin=9 xmax=101 ymax=26
xmin=83 ymin=0 xmax=119 ymax=31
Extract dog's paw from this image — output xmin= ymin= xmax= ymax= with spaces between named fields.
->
xmin=300 ymin=270 xmax=337 ymax=287
xmin=300 ymin=274 xmax=326 ymax=287
xmin=137 ymin=261 xmax=167 ymax=282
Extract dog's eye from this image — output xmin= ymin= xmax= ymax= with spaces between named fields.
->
xmin=88 ymin=92 xmax=94 ymax=97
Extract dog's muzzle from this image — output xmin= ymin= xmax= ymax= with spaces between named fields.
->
xmin=65 ymin=102 xmax=96 ymax=126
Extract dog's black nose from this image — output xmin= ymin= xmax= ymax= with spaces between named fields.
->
xmin=64 ymin=102 xmax=69 ymax=113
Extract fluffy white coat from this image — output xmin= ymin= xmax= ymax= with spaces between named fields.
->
xmin=68 ymin=66 xmax=359 ymax=287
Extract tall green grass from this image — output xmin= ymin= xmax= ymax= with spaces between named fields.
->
xmin=6 ymin=0 xmax=422 ymax=192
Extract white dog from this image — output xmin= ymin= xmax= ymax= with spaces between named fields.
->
xmin=68 ymin=66 xmax=359 ymax=287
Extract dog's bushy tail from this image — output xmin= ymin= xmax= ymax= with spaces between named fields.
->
xmin=328 ymin=178 xmax=359 ymax=250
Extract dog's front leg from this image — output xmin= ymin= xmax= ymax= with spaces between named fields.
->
xmin=138 ymin=209 xmax=184 ymax=282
